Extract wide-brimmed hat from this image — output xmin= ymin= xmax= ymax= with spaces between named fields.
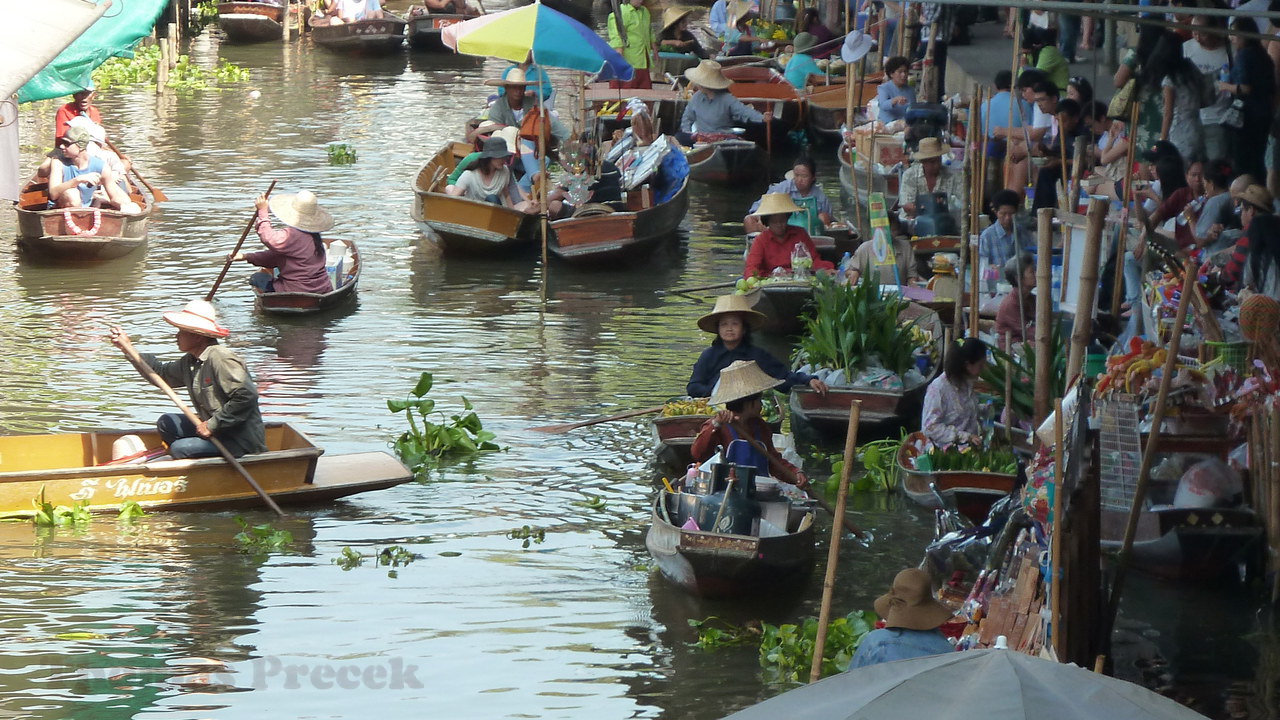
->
xmin=474 ymin=119 xmax=502 ymax=135
xmin=697 ymin=293 xmax=767 ymax=333
xmin=840 ymin=30 xmax=874 ymax=63
xmin=484 ymin=67 xmax=538 ymax=87
xmin=685 ymin=59 xmax=732 ymax=90
xmin=1240 ymin=184 xmax=1275 ymax=213
xmin=792 ymin=32 xmax=817 ymax=53
xmin=269 ymin=190 xmax=334 ymax=233
xmin=754 ymin=192 xmax=803 ymax=217
xmin=661 ymin=6 xmax=693 ymax=32
xmin=709 ymin=360 xmax=784 ymax=406
xmin=872 ymin=568 xmax=955 ymax=631
xmin=492 ymin=126 xmax=520 ymax=153
xmin=163 ymin=299 xmax=231 ymax=339
xmin=912 ymin=137 xmax=947 ymax=161
xmin=61 ymin=125 xmax=92 ymax=149
xmin=478 ymin=136 xmax=513 ymax=159
xmin=727 ymin=0 xmax=754 ymax=25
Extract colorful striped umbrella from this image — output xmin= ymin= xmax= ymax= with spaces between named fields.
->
xmin=441 ymin=1 xmax=633 ymax=81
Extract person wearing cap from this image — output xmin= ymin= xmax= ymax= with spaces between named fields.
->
xmin=108 ymin=302 xmax=267 ymax=460
xmin=897 ymin=137 xmax=962 ymax=224
xmin=606 ymin=0 xmax=656 ymax=90
xmin=679 ymin=60 xmax=770 ymax=145
xmin=848 ymin=568 xmax=955 ymax=668
xmin=446 ymin=136 xmax=537 ymax=213
xmin=690 ymin=360 xmax=810 ymax=487
xmin=874 ymin=56 xmax=914 ymax=124
xmin=54 ymin=86 xmax=102 ymax=140
xmin=687 ymin=294 xmax=828 ymax=398
xmin=448 ymin=125 xmax=521 ymax=189
xmin=921 ymin=337 xmax=987 ymax=447
xmin=46 ymin=125 xmax=133 ymax=211
xmin=658 ymin=7 xmax=707 ymax=60
xmin=796 ymin=8 xmax=835 ymax=59
xmin=743 ymin=193 xmax=835 ymax=279
xmin=66 ymin=116 xmax=135 ymax=209
xmin=229 ymin=191 xmax=337 ymax=295
xmin=744 ymin=156 xmax=835 ymax=235
xmin=782 ymin=32 xmax=824 ymax=89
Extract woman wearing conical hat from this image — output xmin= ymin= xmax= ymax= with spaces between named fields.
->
xmin=742 ymin=193 xmax=835 ymax=279
xmin=678 ymin=59 xmax=771 ymax=145
xmin=658 ymin=7 xmax=708 ymax=59
xmin=687 ymin=293 xmax=828 ymax=398
xmin=230 ymin=190 xmax=336 ymax=295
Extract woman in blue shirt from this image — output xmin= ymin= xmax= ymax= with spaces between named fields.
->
xmin=850 ymin=568 xmax=956 ymax=668
xmin=687 ymin=294 xmax=827 ymax=397
xmin=875 ymin=56 xmax=915 ymax=123
xmin=784 ymin=33 xmax=824 ymax=88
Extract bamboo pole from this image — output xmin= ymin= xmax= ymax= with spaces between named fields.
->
xmin=1003 ymin=13 xmax=1021 ymax=189
xmin=1107 ymin=260 xmax=1195 ymax=623
xmin=1051 ymin=397 xmax=1066 ymax=659
xmin=810 ymin=400 xmax=862 ymax=683
xmin=1034 ymin=207 xmax=1054 ymax=428
xmin=1110 ymin=99 xmax=1142 ymax=318
xmin=1065 ymin=197 xmax=1109 ymax=384
xmin=1004 ymin=330 xmax=1014 ymax=446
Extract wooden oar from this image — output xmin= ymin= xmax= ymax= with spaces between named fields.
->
xmin=810 ymin=399 xmax=861 ymax=682
xmin=728 ymin=420 xmax=866 ymax=539
xmin=115 ymin=339 xmax=285 ymax=517
xmin=530 ymin=405 xmax=664 ymax=433
xmin=206 ymin=180 xmax=277 ymax=302
xmin=105 ymin=139 xmax=169 ymax=203
xmin=658 ymin=279 xmax=738 ymax=296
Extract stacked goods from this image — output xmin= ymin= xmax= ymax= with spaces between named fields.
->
xmin=901 ymin=434 xmax=1017 ymax=474
xmin=661 ymin=398 xmax=712 ymax=417
xmin=1093 ymin=338 xmax=1170 ymax=396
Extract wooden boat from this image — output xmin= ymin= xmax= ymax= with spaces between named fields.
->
xmin=896 ymin=431 xmax=1018 ymax=523
xmin=803 ymin=76 xmax=883 ymax=142
xmin=837 ymin=140 xmax=900 ymax=232
xmin=15 ymin=182 xmax=150 ymax=261
xmin=253 ymin=239 xmax=360 ymax=315
xmin=0 ymin=422 xmax=412 ymax=514
xmin=645 ymin=488 xmax=816 ymax=598
xmin=406 ymin=6 xmax=470 ymax=50
xmin=686 ymin=139 xmax=763 ymax=185
xmin=217 ymin=1 xmax=285 ymax=43
xmin=550 ymin=179 xmax=688 ymax=265
xmin=744 ymin=282 xmax=815 ymax=336
xmin=1100 ymin=506 xmax=1262 ymax=581
xmin=411 ymin=142 xmax=538 ymax=255
xmin=651 ymin=394 xmax=785 ymax=472
xmin=585 ymin=84 xmax=686 ymax=138
xmin=309 ymin=13 xmax=406 ymax=55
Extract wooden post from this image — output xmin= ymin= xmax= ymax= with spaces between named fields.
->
xmin=1002 ymin=13 xmax=1021 ymax=189
xmin=1051 ymin=397 xmax=1066 ymax=659
xmin=1065 ymin=198 xmax=1109 ymax=384
xmin=1034 ymin=207 xmax=1054 ymax=428
xmin=809 ymin=401 xmax=862 ymax=683
xmin=1004 ymin=330 xmax=1014 ymax=446
xmin=1110 ymin=99 xmax=1142 ymax=318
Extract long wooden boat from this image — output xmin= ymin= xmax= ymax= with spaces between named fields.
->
xmin=645 ymin=488 xmax=816 ymax=598
xmin=803 ymin=77 xmax=881 ymax=142
xmin=15 ymin=182 xmax=150 ymax=261
xmin=1100 ymin=506 xmax=1262 ymax=581
xmin=309 ymin=13 xmax=406 ymax=55
xmin=411 ymin=142 xmax=538 ymax=255
xmin=651 ymin=394 xmax=785 ymax=472
xmin=217 ymin=1 xmax=285 ymax=43
xmin=0 ymin=422 xmax=412 ymax=514
xmin=896 ymin=431 xmax=1017 ymax=523
xmin=549 ymin=179 xmax=688 ymax=265
xmin=406 ymin=6 xmax=470 ymax=50
xmin=686 ymin=139 xmax=763 ymax=185
xmin=585 ymin=84 xmax=686 ymax=138
xmin=253 ymin=239 xmax=361 ymax=315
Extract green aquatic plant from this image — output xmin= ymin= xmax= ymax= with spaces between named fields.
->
xmin=689 ymin=617 xmax=760 ymax=650
xmin=377 ymin=545 xmax=418 ymax=567
xmin=91 ymin=44 xmax=251 ymax=93
xmin=388 ymin=372 xmax=502 ymax=476
xmin=506 ymin=525 xmax=546 ymax=549
xmin=571 ymin=493 xmax=607 ymax=511
xmin=233 ymin=517 xmax=293 ymax=554
xmin=190 ymin=0 xmax=220 ymax=33
xmin=758 ymin=610 xmax=878 ymax=683
xmin=334 ymin=546 xmax=365 ymax=570
xmin=117 ymin=500 xmax=148 ymax=522
xmin=327 ymin=143 xmax=358 ymax=165
xmin=794 ymin=274 xmax=918 ymax=378
xmin=31 ymin=489 xmax=91 ymax=527
xmin=821 ymin=434 xmax=905 ymax=497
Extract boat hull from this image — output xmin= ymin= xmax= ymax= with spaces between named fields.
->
xmin=406 ymin=12 xmax=468 ymax=50
xmin=253 ymin=239 xmax=360 ymax=315
xmin=217 ymin=2 xmax=285 ymax=43
xmin=411 ymin=144 xmax=538 ymax=254
xmin=744 ymin=283 xmax=814 ymax=336
xmin=549 ymin=179 xmax=688 ymax=265
xmin=896 ymin=433 xmax=1016 ymax=523
xmin=686 ymin=140 xmax=762 ymax=185
xmin=790 ymin=381 xmax=927 ymax=433
xmin=16 ymin=206 xmax=149 ymax=261
xmin=309 ymin=15 xmax=406 ymax=55
xmin=1101 ymin=507 xmax=1262 ymax=581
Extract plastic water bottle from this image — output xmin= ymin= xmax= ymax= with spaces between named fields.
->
xmin=325 ymin=240 xmax=349 ymax=291
xmin=791 ymin=242 xmax=812 ymax=280
xmin=836 ymin=251 xmax=852 ymax=283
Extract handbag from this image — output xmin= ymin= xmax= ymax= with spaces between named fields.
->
xmin=519 ymin=107 xmax=552 ymax=146
xmin=1107 ymin=77 xmax=1135 ymax=119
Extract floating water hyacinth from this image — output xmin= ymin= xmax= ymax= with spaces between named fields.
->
xmin=327 ymin=143 xmax=357 ymax=165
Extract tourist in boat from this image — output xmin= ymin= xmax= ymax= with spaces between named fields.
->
xmin=897 ymin=137 xmax=963 ymax=232
xmin=993 ymin=253 xmax=1035 ymax=350
xmin=317 ymin=0 xmax=384 ymax=24
xmin=46 ymin=125 xmax=134 ymax=211
xmin=66 ymin=117 xmax=133 ymax=205
xmin=1217 ymin=187 xmax=1279 ymax=293
xmin=848 ymin=568 xmax=955 ymax=668
xmin=796 ymin=8 xmax=835 ymax=58
xmin=744 ymin=156 xmax=835 ymax=235
xmin=783 ymin=33 xmax=824 ymax=89
xmin=690 ymin=360 xmax=810 ymax=488
xmin=606 ymin=0 xmax=656 ymax=90
xmin=678 ymin=60 xmax=771 ymax=145
xmin=658 ymin=7 xmax=707 ymax=60
xmin=108 ymin=300 xmax=267 ymax=460
xmin=230 ymin=190 xmax=337 ymax=295
xmin=446 ymin=136 xmax=537 ymax=212
xmin=687 ymin=294 xmax=828 ymax=398
xmin=921 ymin=337 xmax=987 ymax=447
xmin=742 ymin=193 xmax=835 ymax=278
xmin=875 ymin=56 xmax=914 ymax=124
xmin=447 ymin=125 xmax=521 ymax=190
xmin=484 ymin=67 xmax=569 ymax=193
xmin=54 ymin=85 xmax=101 ymax=139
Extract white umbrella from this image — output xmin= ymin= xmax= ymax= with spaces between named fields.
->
xmin=722 ymin=649 xmax=1209 ymax=720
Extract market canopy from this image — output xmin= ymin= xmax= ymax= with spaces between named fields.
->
xmin=15 ymin=0 xmax=169 ymax=103
xmin=0 ymin=0 xmax=109 ymax=101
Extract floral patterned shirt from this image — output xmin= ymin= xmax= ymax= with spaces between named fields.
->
xmin=921 ymin=374 xmax=979 ymax=445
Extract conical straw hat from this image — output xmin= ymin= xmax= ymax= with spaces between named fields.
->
xmin=163 ymin=299 xmax=231 ymax=339
xmin=697 ymin=293 xmax=767 ymax=333
xmin=709 ymin=360 xmax=783 ymax=406
xmin=685 ymin=60 xmax=732 ymax=90
xmin=754 ymin=192 xmax=803 ymax=216
xmin=269 ymin=190 xmax=334 ymax=233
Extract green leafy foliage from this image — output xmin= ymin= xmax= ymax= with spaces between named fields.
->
xmin=378 ymin=545 xmax=418 ymax=567
xmin=917 ymin=444 xmax=1017 ymax=474
xmin=506 ymin=525 xmax=546 ymax=549
xmin=794 ymin=274 xmax=918 ymax=378
xmin=190 ymin=0 xmax=219 ymax=33
xmin=334 ymin=546 xmax=365 ymax=570
xmin=233 ymin=517 xmax=293 ymax=554
xmin=979 ymin=319 xmax=1066 ymax=422
xmin=92 ymin=44 xmax=251 ymax=93
xmin=759 ymin=610 xmax=878 ymax=682
xmin=571 ymin=493 xmax=608 ymax=511
xmin=31 ymin=489 xmax=92 ymax=527
xmin=689 ymin=617 xmax=760 ymax=650
xmin=327 ymin=143 xmax=358 ymax=165
xmin=817 ymin=433 xmax=905 ymax=496
xmin=388 ymin=372 xmax=501 ymax=476
xmin=117 ymin=500 xmax=148 ymax=522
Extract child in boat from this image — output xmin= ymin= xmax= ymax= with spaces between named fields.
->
xmin=742 ymin=193 xmax=835 ymax=278
xmin=687 ymin=294 xmax=828 ymax=397
xmin=921 ymin=338 xmax=988 ymax=447
xmin=690 ymin=360 xmax=810 ymax=488
xmin=230 ymin=190 xmax=337 ymax=295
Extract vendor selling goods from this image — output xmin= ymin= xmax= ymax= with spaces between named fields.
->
xmin=743 ymin=193 xmax=835 ymax=279
xmin=921 ymin=338 xmax=987 ymax=446
xmin=687 ymin=294 xmax=829 ymax=397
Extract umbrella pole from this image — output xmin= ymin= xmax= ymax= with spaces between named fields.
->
xmin=540 ymin=89 xmax=549 ymax=305
xmin=809 ymin=401 xmax=862 ymax=683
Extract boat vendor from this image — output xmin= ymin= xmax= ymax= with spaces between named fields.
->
xmin=54 ymin=85 xmax=102 ymax=139
xmin=230 ymin=190 xmax=338 ymax=295
xmin=993 ymin=253 xmax=1035 ymax=349
xmin=742 ymin=193 xmax=835 ymax=278
xmin=721 ymin=1 xmax=770 ymax=56
xmin=687 ymin=294 xmax=828 ymax=398
xmin=921 ymin=337 xmax=987 ymax=447
xmin=848 ymin=568 xmax=956 ymax=668
xmin=743 ymin=156 xmax=836 ymax=235
xmin=690 ymin=360 xmax=811 ymax=488
xmin=875 ymin=56 xmax=915 ymax=124
xmin=846 ymin=228 xmax=917 ymax=287
xmin=783 ymin=33 xmax=824 ymax=89
xmin=678 ymin=60 xmax=773 ymax=145
xmin=658 ymin=7 xmax=708 ymax=60
xmin=108 ymin=300 xmax=267 ymax=460
xmin=613 ymin=102 xmax=689 ymax=205
xmin=607 ymin=0 xmax=656 ymax=89
xmin=897 ymin=137 xmax=963 ymax=233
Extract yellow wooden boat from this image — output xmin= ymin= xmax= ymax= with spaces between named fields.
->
xmin=0 ymin=422 xmax=412 ymax=514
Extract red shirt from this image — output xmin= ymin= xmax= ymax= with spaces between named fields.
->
xmin=1156 ymin=186 xmax=1195 ymax=250
xmin=743 ymin=226 xmax=835 ymax=279
xmin=994 ymin=291 xmax=1034 ymax=348
xmin=55 ymin=103 xmax=102 ymax=139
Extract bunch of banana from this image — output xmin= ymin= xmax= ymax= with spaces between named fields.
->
xmin=662 ymin=398 xmax=713 ymax=417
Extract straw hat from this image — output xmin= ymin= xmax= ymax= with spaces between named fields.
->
xmin=269 ymin=190 xmax=334 ymax=233
xmin=661 ymin=6 xmax=693 ymax=32
xmin=792 ymin=32 xmax=817 ymax=54
xmin=163 ymin=299 xmax=231 ymax=339
xmin=872 ymin=568 xmax=955 ymax=631
xmin=709 ymin=360 xmax=784 ymax=406
xmin=484 ymin=67 xmax=538 ymax=87
xmin=1240 ymin=184 xmax=1275 ymax=213
xmin=697 ymin=293 xmax=767 ymax=333
xmin=727 ymin=0 xmax=754 ymax=26
xmin=754 ymin=192 xmax=803 ymax=217
xmin=685 ymin=59 xmax=732 ymax=90
xmin=492 ymin=126 xmax=521 ymax=153
xmin=912 ymin=137 xmax=947 ymax=161
xmin=840 ymin=30 xmax=874 ymax=63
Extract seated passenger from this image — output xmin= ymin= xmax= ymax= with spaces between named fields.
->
xmin=659 ymin=7 xmax=708 ymax=59
xmin=678 ymin=60 xmax=772 ymax=145
xmin=614 ymin=104 xmax=690 ymax=205
xmin=231 ymin=190 xmax=336 ymax=295
xmin=318 ymin=0 xmax=384 ymax=24
xmin=446 ymin=137 xmax=536 ymax=213
xmin=47 ymin=126 xmax=133 ymax=211
xmin=783 ymin=33 xmax=825 ymax=89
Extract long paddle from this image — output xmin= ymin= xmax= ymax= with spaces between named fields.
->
xmin=728 ymin=420 xmax=866 ymax=539
xmin=207 ymin=181 xmax=277 ymax=302
xmin=114 ymin=337 xmax=286 ymax=517
xmin=105 ymin=139 xmax=169 ymax=203
xmin=531 ymin=405 xmax=664 ymax=433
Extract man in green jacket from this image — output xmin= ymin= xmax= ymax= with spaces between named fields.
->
xmin=607 ymin=0 xmax=656 ymax=89
xmin=109 ymin=300 xmax=267 ymax=459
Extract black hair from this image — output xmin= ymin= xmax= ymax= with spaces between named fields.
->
xmin=793 ymin=155 xmax=817 ymax=177
xmin=1016 ymin=68 xmax=1047 ymax=90
xmin=307 ymin=231 xmax=324 ymax=257
xmin=993 ymin=69 xmax=1012 ymax=91
xmin=710 ymin=314 xmax=755 ymax=347
xmin=1138 ymin=31 xmax=1183 ymax=90
xmin=1004 ymin=252 xmax=1034 ymax=287
xmin=725 ymin=393 xmax=762 ymax=413
xmin=1088 ymin=100 xmax=1108 ymax=121
xmin=884 ymin=56 xmax=911 ymax=76
xmin=1155 ymin=154 xmax=1188 ymax=195
xmin=944 ymin=338 xmax=988 ymax=385
xmin=1232 ymin=17 xmax=1262 ymax=46
xmin=1247 ymin=214 xmax=1280 ymax=293
xmin=1032 ymin=80 xmax=1059 ymax=99
xmin=1203 ymin=158 xmax=1233 ymax=190
xmin=991 ymin=188 xmax=1020 ymax=213
xmin=1067 ymin=76 xmax=1094 ymax=106
xmin=1056 ymin=98 xmax=1081 ymax=119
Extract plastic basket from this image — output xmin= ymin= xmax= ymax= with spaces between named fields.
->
xmin=1205 ymin=341 xmax=1251 ymax=372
